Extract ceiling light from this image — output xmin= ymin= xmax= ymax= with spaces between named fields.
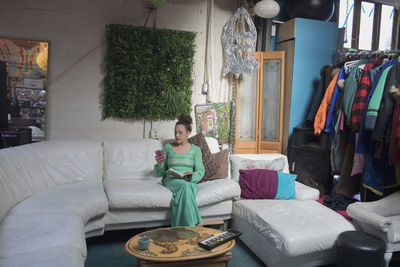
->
xmin=254 ymin=0 xmax=280 ymax=19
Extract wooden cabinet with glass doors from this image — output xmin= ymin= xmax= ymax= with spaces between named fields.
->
xmin=235 ymin=51 xmax=285 ymax=154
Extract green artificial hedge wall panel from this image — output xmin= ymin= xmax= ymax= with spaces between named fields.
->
xmin=103 ymin=24 xmax=196 ymax=120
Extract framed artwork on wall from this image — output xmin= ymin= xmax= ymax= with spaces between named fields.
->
xmin=0 ymin=37 xmax=49 ymax=140
xmin=195 ymin=102 xmax=231 ymax=144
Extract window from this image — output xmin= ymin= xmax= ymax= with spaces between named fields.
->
xmin=358 ymin=1 xmax=375 ymax=50
xmin=339 ymin=0 xmax=354 ymax=48
xmin=379 ymin=4 xmax=394 ymax=50
xmin=339 ymin=0 xmax=398 ymax=50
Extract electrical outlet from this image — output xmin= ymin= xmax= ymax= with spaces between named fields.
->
xmin=150 ymin=129 xmax=159 ymax=139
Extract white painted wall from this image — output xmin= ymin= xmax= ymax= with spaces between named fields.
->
xmin=0 ymin=0 xmax=235 ymax=141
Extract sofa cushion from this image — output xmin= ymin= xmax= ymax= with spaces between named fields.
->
xmin=201 ymin=149 xmax=229 ymax=182
xmin=9 ymin=181 xmax=108 ymax=224
xmin=0 ymin=213 xmax=86 ymax=259
xmin=0 ymin=246 xmax=84 ymax=267
xmin=104 ymin=179 xmax=172 ymax=209
xmin=294 ymin=181 xmax=320 ymax=200
xmin=0 ymin=140 xmax=103 ymax=222
xmin=205 ymin=137 xmax=220 ymax=153
xmin=188 ymin=133 xmax=217 ymax=179
xmin=105 ymin=177 xmax=240 ymax=210
xmin=230 ymin=154 xmax=289 ymax=182
xmin=233 ymin=199 xmax=355 ymax=257
xmin=197 ymin=179 xmax=241 ymax=207
xmin=239 ymin=169 xmax=296 ymax=200
xmin=103 ymin=139 xmax=162 ymax=180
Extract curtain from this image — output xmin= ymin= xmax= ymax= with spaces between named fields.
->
xmin=206 ymin=0 xmax=235 ymax=103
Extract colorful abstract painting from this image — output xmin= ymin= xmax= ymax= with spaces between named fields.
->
xmin=0 ymin=37 xmax=49 ymax=132
xmin=195 ymin=102 xmax=230 ymax=143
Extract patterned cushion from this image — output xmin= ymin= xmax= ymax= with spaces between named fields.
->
xmin=189 ymin=133 xmax=217 ymax=179
xmin=230 ymin=156 xmax=287 ymax=183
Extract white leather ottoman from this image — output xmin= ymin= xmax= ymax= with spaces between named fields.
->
xmin=232 ymin=199 xmax=356 ymax=267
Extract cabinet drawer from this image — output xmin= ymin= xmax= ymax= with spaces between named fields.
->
xmin=276 ymin=18 xmax=296 ymax=43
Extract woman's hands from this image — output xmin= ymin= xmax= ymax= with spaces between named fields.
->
xmin=155 ymin=150 xmax=165 ymax=167
xmin=155 ymin=154 xmax=165 ymax=167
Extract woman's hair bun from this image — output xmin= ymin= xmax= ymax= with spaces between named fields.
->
xmin=177 ymin=113 xmax=192 ymax=124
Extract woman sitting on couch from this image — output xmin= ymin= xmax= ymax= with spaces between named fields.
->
xmin=154 ymin=114 xmax=205 ymax=227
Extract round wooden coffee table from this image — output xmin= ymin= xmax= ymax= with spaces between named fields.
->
xmin=125 ymin=226 xmax=235 ymax=267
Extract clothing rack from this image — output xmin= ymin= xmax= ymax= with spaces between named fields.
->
xmin=311 ymin=53 xmax=400 ymax=201
xmin=339 ymin=49 xmax=400 ymax=62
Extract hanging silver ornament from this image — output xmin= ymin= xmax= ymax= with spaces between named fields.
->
xmin=222 ymin=7 xmax=258 ymax=78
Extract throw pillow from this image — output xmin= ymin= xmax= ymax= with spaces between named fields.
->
xmin=239 ymin=169 xmax=296 ymax=200
xmin=230 ymin=156 xmax=287 ymax=183
xmin=200 ymin=149 xmax=229 ymax=182
xmin=188 ymin=133 xmax=217 ymax=178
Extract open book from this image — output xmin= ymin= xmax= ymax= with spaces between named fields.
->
xmin=166 ymin=168 xmax=195 ymax=179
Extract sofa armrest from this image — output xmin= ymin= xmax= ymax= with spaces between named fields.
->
xmin=347 ymin=202 xmax=392 ymax=232
xmin=294 ymin=181 xmax=319 ymax=200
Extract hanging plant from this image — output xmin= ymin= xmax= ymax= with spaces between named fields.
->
xmin=102 ymin=24 xmax=196 ymax=120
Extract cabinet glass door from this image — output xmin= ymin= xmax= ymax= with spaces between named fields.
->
xmin=235 ymin=53 xmax=260 ymax=154
xmin=235 ymin=52 xmax=284 ymax=154
xmin=258 ymin=52 xmax=284 ymax=154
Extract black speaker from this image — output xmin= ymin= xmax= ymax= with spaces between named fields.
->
xmin=291 ymin=126 xmax=330 ymax=150
xmin=289 ymin=127 xmax=333 ymax=193
xmin=0 ymin=61 xmax=8 ymax=129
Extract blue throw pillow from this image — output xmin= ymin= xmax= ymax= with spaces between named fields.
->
xmin=276 ymin=172 xmax=296 ymax=199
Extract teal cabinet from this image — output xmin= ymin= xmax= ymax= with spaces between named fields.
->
xmin=276 ymin=18 xmax=338 ymax=153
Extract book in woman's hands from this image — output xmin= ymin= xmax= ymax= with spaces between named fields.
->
xmin=166 ymin=168 xmax=195 ymax=179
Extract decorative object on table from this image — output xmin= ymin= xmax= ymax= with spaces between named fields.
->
xmin=103 ymin=24 xmax=196 ymax=120
xmin=0 ymin=38 xmax=49 ymax=135
xmin=195 ymin=102 xmax=231 ymax=144
xmin=138 ymin=235 xmax=150 ymax=250
xmin=254 ymin=0 xmax=280 ymax=18
xmin=286 ymin=0 xmax=335 ymax=21
xmin=222 ymin=7 xmax=258 ymax=78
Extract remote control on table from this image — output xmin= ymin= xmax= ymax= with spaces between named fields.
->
xmin=198 ymin=229 xmax=242 ymax=250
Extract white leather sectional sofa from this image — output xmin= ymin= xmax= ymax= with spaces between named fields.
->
xmin=0 ymin=138 xmax=240 ymax=266
xmin=0 ymin=138 xmax=355 ymax=267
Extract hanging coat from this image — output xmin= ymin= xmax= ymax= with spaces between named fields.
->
xmin=352 ymin=61 xmax=398 ymax=176
xmin=372 ymin=63 xmax=400 ymax=150
xmin=325 ymin=67 xmax=347 ymax=133
xmin=351 ymin=57 xmax=384 ymax=131
xmin=314 ymin=72 xmax=340 ymax=135
xmin=389 ymin=104 xmax=400 ymax=165
xmin=365 ymin=64 xmax=397 ymax=130
xmin=342 ymin=59 xmax=370 ymax=127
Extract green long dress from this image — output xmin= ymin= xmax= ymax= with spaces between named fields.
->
xmin=154 ymin=143 xmax=205 ymax=226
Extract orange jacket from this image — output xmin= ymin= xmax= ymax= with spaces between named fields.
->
xmin=314 ymin=72 xmax=340 ymax=135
